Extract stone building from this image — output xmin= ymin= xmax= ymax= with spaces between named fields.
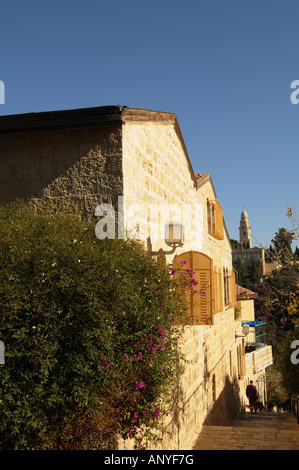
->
xmin=0 ymin=105 xmax=273 ymax=449
xmin=232 ymin=210 xmax=265 ymax=276
xmin=239 ymin=209 xmax=252 ymax=248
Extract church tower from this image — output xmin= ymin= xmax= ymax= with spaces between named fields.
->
xmin=239 ymin=210 xmax=252 ymax=248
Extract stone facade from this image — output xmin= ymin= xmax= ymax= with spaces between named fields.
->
xmin=0 ymin=107 xmax=124 ymax=217
xmin=0 ymin=105 xmax=273 ymax=450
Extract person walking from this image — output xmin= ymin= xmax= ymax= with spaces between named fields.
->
xmin=246 ymin=380 xmax=259 ymax=412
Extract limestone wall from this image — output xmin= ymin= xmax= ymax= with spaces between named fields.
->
xmin=0 ymin=123 xmax=123 ymax=218
xmin=237 ymin=300 xmax=255 ymax=322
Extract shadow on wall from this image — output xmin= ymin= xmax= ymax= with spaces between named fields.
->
xmin=0 ymin=125 xmax=123 ymax=218
xmin=204 ymin=375 xmax=241 ymax=426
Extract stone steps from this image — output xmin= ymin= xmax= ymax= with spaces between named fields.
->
xmin=192 ymin=412 xmax=299 ymax=450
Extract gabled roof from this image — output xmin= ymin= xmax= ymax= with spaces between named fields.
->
xmin=0 ymin=105 xmax=197 ymax=185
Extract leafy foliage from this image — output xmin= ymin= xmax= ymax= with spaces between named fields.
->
xmin=0 ymin=199 xmax=187 ymax=449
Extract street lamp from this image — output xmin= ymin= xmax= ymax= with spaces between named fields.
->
xmin=149 ymin=221 xmax=184 ymax=256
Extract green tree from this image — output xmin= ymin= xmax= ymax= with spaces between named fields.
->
xmin=233 ymin=257 xmax=249 ymax=288
xmin=233 ymin=257 xmax=262 ymax=289
xmin=248 ymin=258 xmax=263 ymax=287
xmin=230 ymin=239 xmax=242 ymax=249
xmin=271 ymin=227 xmax=293 ymax=264
xmin=0 ymin=199 xmax=188 ymax=450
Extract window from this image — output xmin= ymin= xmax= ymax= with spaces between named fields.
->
xmin=223 ymin=268 xmax=237 ymax=307
xmin=207 ymin=199 xmax=224 ymax=240
xmin=223 ymin=267 xmax=230 ymax=305
xmin=213 ymin=268 xmax=223 ymax=313
xmin=173 ymin=251 xmax=213 ymax=325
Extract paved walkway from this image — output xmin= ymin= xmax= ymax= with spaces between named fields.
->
xmin=193 ymin=412 xmax=299 ymax=450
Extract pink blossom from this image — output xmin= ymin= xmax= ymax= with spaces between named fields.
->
xmin=133 ymin=412 xmax=138 ymax=419
xmin=101 ymin=356 xmax=111 ymax=372
xmin=136 ymin=381 xmax=144 ymax=390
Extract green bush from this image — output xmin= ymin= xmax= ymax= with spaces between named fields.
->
xmin=0 ymin=199 xmax=187 ymax=450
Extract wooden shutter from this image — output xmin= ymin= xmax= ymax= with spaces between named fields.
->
xmin=173 ymin=251 xmax=213 ymax=325
xmin=172 ymin=251 xmax=192 ymax=325
xmin=230 ymin=270 xmax=237 ymax=307
xmin=213 ymin=269 xmax=223 ymax=313
xmin=207 ymin=200 xmax=224 ymax=240
xmin=215 ymin=202 xmax=224 ymax=240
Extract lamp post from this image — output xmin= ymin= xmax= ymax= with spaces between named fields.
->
xmin=149 ymin=221 xmax=184 ymax=256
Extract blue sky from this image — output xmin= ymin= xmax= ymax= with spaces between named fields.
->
xmin=1 ymin=0 xmax=299 ymax=248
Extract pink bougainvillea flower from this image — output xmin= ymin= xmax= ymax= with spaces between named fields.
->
xmin=101 ymin=356 xmax=111 ymax=372
xmin=136 ymin=381 xmax=144 ymax=390
xmin=128 ymin=429 xmax=133 ymax=439
xmin=133 ymin=412 xmax=138 ymax=419
xmin=134 ymin=352 xmax=142 ymax=360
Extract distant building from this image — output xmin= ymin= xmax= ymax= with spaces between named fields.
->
xmin=232 ymin=210 xmax=265 ymax=275
xmin=239 ymin=209 xmax=252 ymax=248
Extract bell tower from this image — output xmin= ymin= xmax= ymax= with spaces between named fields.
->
xmin=239 ymin=210 xmax=252 ymax=248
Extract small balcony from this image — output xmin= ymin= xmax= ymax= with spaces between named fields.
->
xmin=242 ymin=320 xmax=267 ymax=353
xmin=242 ymin=320 xmax=273 ymax=374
